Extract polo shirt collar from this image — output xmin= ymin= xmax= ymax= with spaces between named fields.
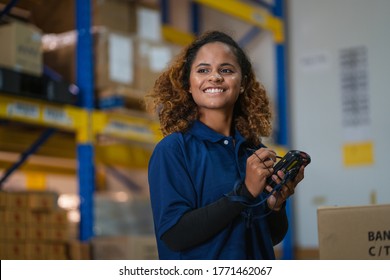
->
xmin=188 ymin=120 xmax=246 ymax=145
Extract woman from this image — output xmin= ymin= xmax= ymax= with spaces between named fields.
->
xmin=145 ymin=30 xmax=305 ymax=260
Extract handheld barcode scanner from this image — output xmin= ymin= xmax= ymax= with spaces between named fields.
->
xmin=265 ymin=150 xmax=311 ymax=193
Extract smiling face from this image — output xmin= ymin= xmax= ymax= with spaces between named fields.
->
xmin=189 ymin=42 xmax=243 ymax=120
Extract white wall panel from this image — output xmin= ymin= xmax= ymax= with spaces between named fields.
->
xmin=289 ymin=0 xmax=390 ymax=248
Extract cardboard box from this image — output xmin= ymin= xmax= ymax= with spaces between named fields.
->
xmin=93 ymin=0 xmax=137 ymax=34
xmin=6 ymin=225 xmax=26 ymax=241
xmin=317 ymin=204 xmax=390 ymax=259
xmin=46 ymin=243 xmax=68 ymax=260
xmin=11 ymin=0 xmax=137 ymax=34
xmin=6 ymin=191 xmax=28 ymax=208
xmin=0 ymin=21 xmax=42 ymax=76
xmin=6 ymin=242 xmax=26 ymax=260
xmin=47 ymin=209 xmax=68 ymax=225
xmin=25 ymin=226 xmax=48 ymax=242
xmin=43 ymin=28 xmax=180 ymax=97
xmin=5 ymin=209 xmax=27 ymax=224
xmin=95 ymin=29 xmax=136 ymax=90
xmin=134 ymin=38 xmax=180 ymax=92
xmin=0 ymin=221 xmax=5 ymax=240
xmin=0 ymin=209 xmax=5 ymax=224
xmin=43 ymin=28 xmax=136 ymax=90
xmin=25 ymin=211 xmax=48 ymax=226
xmin=26 ymin=191 xmax=59 ymax=211
xmin=68 ymin=240 xmax=91 ymax=260
xmin=25 ymin=242 xmax=47 ymax=260
xmin=47 ymin=226 xmax=70 ymax=242
xmin=91 ymin=235 xmax=158 ymax=260
xmin=0 ymin=242 xmax=5 ymax=259
xmin=0 ymin=191 xmax=7 ymax=208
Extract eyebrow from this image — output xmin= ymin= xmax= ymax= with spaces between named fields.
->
xmin=194 ymin=62 xmax=237 ymax=68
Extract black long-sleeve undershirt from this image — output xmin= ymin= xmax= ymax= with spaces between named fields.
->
xmin=161 ymin=185 xmax=288 ymax=252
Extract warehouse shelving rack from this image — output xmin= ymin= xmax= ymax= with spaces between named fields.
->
xmin=0 ymin=0 xmax=163 ymax=242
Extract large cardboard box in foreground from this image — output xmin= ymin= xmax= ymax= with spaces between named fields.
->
xmin=317 ymin=204 xmax=390 ymax=259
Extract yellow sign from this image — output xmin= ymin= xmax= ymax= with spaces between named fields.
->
xmin=343 ymin=141 xmax=374 ymax=167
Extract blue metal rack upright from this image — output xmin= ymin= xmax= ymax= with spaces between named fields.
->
xmin=273 ymin=0 xmax=294 ymax=260
xmin=76 ymin=0 xmax=95 ymax=242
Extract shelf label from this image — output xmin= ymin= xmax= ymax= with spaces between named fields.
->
xmin=104 ymin=120 xmax=152 ymax=138
xmin=43 ymin=107 xmax=73 ymax=126
xmin=6 ymin=102 xmax=39 ymax=119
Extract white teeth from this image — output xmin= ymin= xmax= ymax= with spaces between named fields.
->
xmin=204 ymin=88 xmax=224 ymax=93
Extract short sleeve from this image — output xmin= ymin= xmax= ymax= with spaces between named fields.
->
xmin=148 ymin=134 xmax=197 ymax=239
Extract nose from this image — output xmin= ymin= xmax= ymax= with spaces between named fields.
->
xmin=209 ymin=73 xmax=223 ymax=82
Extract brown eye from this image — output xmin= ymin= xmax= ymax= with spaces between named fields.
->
xmin=197 ymin=68 xmax=209 ymax=73
xmin=220 ymin=68 xmax=234 ymax=74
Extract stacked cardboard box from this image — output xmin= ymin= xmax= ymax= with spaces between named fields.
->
xmin=0 ymin=0 xmax=179 ymax=111
xmin=0 ymin=20 xmax=43 ymax=77
xmin=0 ymin=190 xmax=90 ymax=260
xmin=0 ymin=0 xmax=137 ymax=34
xmin=42 ymin=28 xmax=180 ymax=109
xmin=91 ymin=234 xmax=158 ymax=260
xmin=34 ymin=0 xmax=177 ymax=111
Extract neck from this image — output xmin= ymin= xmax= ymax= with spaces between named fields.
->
xmin=199 ymin=111 xmax=233 ymax=137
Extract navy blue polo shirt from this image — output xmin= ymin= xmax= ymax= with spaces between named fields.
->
xmin=148 ymin=120 xmax=275 ymax=259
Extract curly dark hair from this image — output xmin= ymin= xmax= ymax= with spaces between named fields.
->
xmin=145 ymin=30 xmax=272 ymax=146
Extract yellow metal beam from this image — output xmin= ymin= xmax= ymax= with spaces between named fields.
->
xmin=162 ymin=25 xmax=196 ymax=46
xmin=0 ymin=93 xmax=162 ymax=145
xmin=0 ymin=130 xmax=76 ymax=159
xmin=95 ymin=144 xmax=152 ymax=169
xmin=193 ymin=0 xmax=284 ymax=43
xmin=0 ymin=151 xmax=77 ymax=176
xmin=0 ymin=161 xmax=76 ymax=176
xmin=93 ymin=111 xmax=162 ymax=145
xmin=0 ymin=94 xmax=84 ymax=132
xmin=0 ymin=93 xmax=162 ymax=172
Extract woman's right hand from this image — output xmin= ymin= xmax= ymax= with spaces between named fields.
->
xmin=244 ymin=148 xmax=277 ymax=198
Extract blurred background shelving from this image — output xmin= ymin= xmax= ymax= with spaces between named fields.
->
xmin=2 ymin=0 xmax=389 ymax=261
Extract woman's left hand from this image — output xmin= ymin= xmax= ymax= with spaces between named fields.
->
xmin=265 ymin=165 xmax=305 ymax=211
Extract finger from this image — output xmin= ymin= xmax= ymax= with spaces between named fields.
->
xmin=276 ymin=190 xmax=291 ymax=205
xmin=261 ymin=159 xmax=276 ymax=169
xmin=279 ymin=187 xmax=289 ymax=200
xmin=257 ymin=165 xmax=273 ymax=178
xmin=265 ymin=185 xmax=274 ymax=193
xmin=276 ymin=170 xmax=285 ymax=180
xmin=253 ymin=148 xmax=277 ymax=163
xmin=295 ymin=166 xmax=305 ymax=182
xmin=258 ymin=148 xmax=277 ymax=162
xmin=286 ymin=184 xmax=295 ymax=195
xmin=271 ymin=174 xmax=282 ymax=185
xmin=281 ymin=180 xmax=296 ymax=197
xmin=289 ymin=166 xmax=305 ymax=185
xmin=250 ymin=154 xmax=274 ymax=177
